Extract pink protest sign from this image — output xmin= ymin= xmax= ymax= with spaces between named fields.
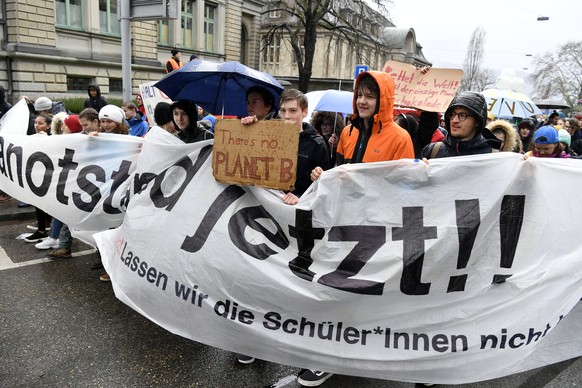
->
xmin=383 ymin=61 xmax=463 ymax=112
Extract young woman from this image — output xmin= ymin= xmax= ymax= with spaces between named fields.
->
xmin=525 ymin=125 xmax=570 ymax=159
xmin=310 ymin=110 xmax=344 ymax=165
xmin=486 ymin=119 xmax=518 ymax=152
xmin=135 ymin=93 xmax=148 ymax=124
xmin=518 ymin=119 xmax=535 ymax=153
xmin=34 ymin=114 xmax=52 ymax=135
xmin=171 ymin=99 xmax=213 ymax=143
xmin=93 ymin=105 xmax=129 ymax=135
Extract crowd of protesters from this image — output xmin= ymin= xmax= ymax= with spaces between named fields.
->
xmin=1 ymin=61 xmax=581 ymax=387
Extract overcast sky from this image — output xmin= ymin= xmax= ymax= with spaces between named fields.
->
xmin=388 ymin=0 xmax=582 ymax=81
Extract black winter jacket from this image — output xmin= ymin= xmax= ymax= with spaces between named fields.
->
xmin=83 ymin=83 xmax=109 ymax=112
xmin=177 ymin=123 xmax=214 ymax=144
xmin=294 ymin=123 xmax=331 ymax=196
xmin=422 ymin=133 xmax=496 ymax=159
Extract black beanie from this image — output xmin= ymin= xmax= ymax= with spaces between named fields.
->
xmin=154 ymin=102 xmax=173 ymax=126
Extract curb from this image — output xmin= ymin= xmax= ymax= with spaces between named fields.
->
xmin=0 ymin=201 xmax=36 ymax=223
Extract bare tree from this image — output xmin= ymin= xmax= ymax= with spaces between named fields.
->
xmin=474 ymin=68 xmax=496 ymax=92
xmin=262 ymin=0 xmax=391 ymax=92
xmin=530 ymin=41 xmax=582 ymax=107
xmin=460 ymin=26 xmax=487 ymax=92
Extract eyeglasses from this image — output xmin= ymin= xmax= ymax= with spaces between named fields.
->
xmin=448 ymin=112 xmax=474 ymax=122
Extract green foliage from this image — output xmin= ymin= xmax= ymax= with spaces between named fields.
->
xmin=57 ymin=97 xmax=124 ymax=113
xmin=108 ymin=98 xmax=124 ymax=108
xmin=58 ymin=98 xmax=85 ymax=114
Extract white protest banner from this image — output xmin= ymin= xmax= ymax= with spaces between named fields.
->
xmin=0 ymin=100 xmax=143 ymax=244
xmin=139 ymin=81 xmax=173 ymax=126
xmin=383 ymin=60 xmax=463 ymax=112
xmin=95 ymin=148 xmax=582 ymax=384
xmin=2 ymin=101 xmax=582 ymax=384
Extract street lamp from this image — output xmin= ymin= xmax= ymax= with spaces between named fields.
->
xmin=537 ymin=16 xmax=549 ymax=21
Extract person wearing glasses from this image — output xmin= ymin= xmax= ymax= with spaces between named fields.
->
xmin=422 ymin=91 xmax=500 ymax=159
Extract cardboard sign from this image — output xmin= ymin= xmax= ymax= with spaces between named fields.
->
xmin=383 ymin=60 xmax=463 ymax=112
xmin=212 ymin=119 xmax=299 ymax=190
xmin=139 ymin=82 xmax=173 ymax=126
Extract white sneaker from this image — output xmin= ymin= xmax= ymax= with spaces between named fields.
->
xmin=35 ymin=237 xmax=59 ymax=250
xmin=27 ymin=224 xmax=50 ymax=231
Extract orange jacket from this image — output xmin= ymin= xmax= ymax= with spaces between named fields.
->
xmin=337 ymin=71 xmax=414 ymax=164
xmin=166 ymin=57 xmax=183 ymax=73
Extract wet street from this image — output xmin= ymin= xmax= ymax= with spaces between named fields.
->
xmin=1 ymin=201 xmax=581 ymax=388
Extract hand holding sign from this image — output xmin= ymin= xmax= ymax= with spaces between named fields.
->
xmin=383 ymin=60 xmax=463 ymax=112
xmin=212 ymin=119 xmax=299 ymax=190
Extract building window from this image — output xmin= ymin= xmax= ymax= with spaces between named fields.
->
xmin=67 ymin=76 xmax=92 ymax=92
xmin=55 ymin=0 xmax=83 ymax=30
xmin=158 ymin=19 xmax=170 ymax=46
xmin=99 ymin=0 xmax=120 ymax=35
xmin=269 ymin=10 xmax=281 ymax=19
xmin=262 ymin=33 xmax=280 ymax=65
xmin=109 ymin=78 xmax=123 ymax=93
xmin=203 ymin=3 xmax=216 ymax=52
xmin=182 ymin=0 xmax=195 ymax=49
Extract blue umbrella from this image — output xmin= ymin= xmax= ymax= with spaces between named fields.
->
xmin=306 ymin=89 xmax=354 ymax=115
xmin=154 ymin=60 xmax=284 ymax=117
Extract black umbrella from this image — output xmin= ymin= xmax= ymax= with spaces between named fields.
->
xmin=533 ymin=98 xmax=570 ymax=110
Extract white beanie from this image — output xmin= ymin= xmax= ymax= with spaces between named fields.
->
xmin=34 ymin=97 xmax=53 ymax=112
xmin=558 ymin=128 xmax=571 ymax=147
xmin=99 ymin=105 xmax=125 ymax=124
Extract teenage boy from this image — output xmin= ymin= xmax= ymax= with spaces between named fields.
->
xmin=235 ymin=89 xmax=330 ymax=371
xmin=308 ymin=71 xmax=415 ymax=386
xmin=422 ymin=91 xmax=500 ymax=159
xmin=122 ymin=101 xmax=149 ymax=137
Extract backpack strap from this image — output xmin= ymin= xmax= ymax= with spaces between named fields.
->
xmin=309 ymin=132 xmax=325 ymax=145
xmin=430 ymin=141 xmax=443 ymax=159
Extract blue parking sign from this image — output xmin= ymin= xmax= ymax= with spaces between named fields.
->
xmin=354 ymin=65 xmax=369 ymax=79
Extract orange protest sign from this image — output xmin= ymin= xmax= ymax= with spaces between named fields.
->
xmin=212 ymin=119 xmax=299 ymax=190
xmin=383 ymin=60 xmax=463 ymax=112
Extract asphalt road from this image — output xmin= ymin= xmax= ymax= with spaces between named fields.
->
xmin=0 ymin=204 xmax=581 ymax=387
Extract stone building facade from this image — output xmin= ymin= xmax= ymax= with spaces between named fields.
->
xmin=259 ymin=0 xmax=431 ymax=91
xmin=0 ymin=0 xmax=266 ymax=104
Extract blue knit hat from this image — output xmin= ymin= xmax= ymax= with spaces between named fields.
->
xmin=534 ymin=125 xmax=559 ymax=144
